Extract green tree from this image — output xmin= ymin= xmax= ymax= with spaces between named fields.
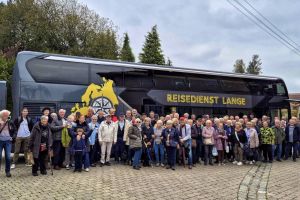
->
xmin=139 ymin=25 xmax=165 ymax=65
xmin=233 ymin=59 xmax=246 ymax=73
xmin=120 ymin=33 xmax=135 ymax=62
xmin=247 ymin=54 xmax=262 ymax=75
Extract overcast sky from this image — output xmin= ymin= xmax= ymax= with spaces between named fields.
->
xmin=76 ymin=0 xmax=300 ymax=93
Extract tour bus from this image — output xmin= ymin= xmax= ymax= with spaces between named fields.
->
xmin=12 ymin=51 xmax=291 ymax=119
xmin=0 ymin=80 xmax=7 ymax=110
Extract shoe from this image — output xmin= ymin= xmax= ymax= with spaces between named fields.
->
xmin=171 ymin=166 xmax=176 ymax=170
xmin=41 ymin=171 xmax=47 ymax=175
xmin=276 ymin=159 xmax=282 ymax=162
xmin=91 ymin=163 xmax=96 ymax=167
xmin=66 ymin=165 xmax=70 ymax=170
xmin=25 ymin=163 xmax=32 ymax=167
xmin=237 ymin=162 xmax=243 ymax=166
xmin=133 ymin=166 xmax=140 ymax=170
xmin=189 ymin=165 xmax=192 ymax=169
xmin=222 ymin=163 xmax=226 ymax=166
xmin=218 ymin=163 xmax=221 ymax=166
xmin=156 ymin=163 xmax=160 ymax=167
xmin=73 ymin=169 xmax=77 ymax=173
xmin=11 ymin=164 xmax=16 ymax=169
xmin=85 ymin=168 xmax=90 ymax=172
xmin=32 ymin=172 xmax=38 ymax=176
xmin=99 ymin=163 xmax=104 ymax=167
xmin=262 ymin=160 xmax=267 ymax=163
xmin=209 ymin=163 xmax=213 ymax=166
xmin=232 ymin=161 xmax=238 ymax=165
xmin=166 ymin=165 xmax=171 ymax=169
xmin=78 ymin=169 xmax=82 ymax=172
xmin=160 ymin=163 xmax=164 ymax=167
xmin=105 ymin=162 xmax=111 ymax=166
xmin=204 ymin=163 xmax=207 ymax=166
xmin=54 ymin=166 xmax=61 ymax=170
xmin=249 ymin=161 xmax=253 ymax=165
xmin=293 ymin=159 xmax=296 ymax=162
xmin=268 ymin=160 xmax=273 ymax=163
xmin=6 ymin=172 xmax=12 ymax=178
xmin=192 ymin=164 xmax=196 ymax=167
xmin=283 ymin=157 xmax=288 ymax=161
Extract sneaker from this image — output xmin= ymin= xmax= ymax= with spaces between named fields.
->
xmin=232 ymin=161 xmax=238 ymax=165
xmin=85 ymin=168 xmax=90 ymax=172
xmin=156 ymin=163 xmax=160 ymax=167
xmin=160 ymin=163 xmax=164 ymax=167
xmin=166 ymin=165 xmax=171 ymax=169
xmin=66 ymin=165 xmax=70 ymax=170
xmin=249 ymin=161 xmax=253 ymax=165
xmin=25 ymin=163 xmax=32 ymax=167
xmin=6 ymin=172 xmax=12 ymax=178
xmin=222 ymin=163 xmax=226 ymax=166
xmin=10 ymin=164 xmax=16 ymax=169
xmin=133 ymin=166 xmax=140 ymax=170
xmin=171 ymin=166 xmax=176 ymax=170
xmin=237 ymin=162 xmax=243 ymax=166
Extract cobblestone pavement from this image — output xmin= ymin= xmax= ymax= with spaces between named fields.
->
xmin=0 ymin=160 xmax=299 ymax=200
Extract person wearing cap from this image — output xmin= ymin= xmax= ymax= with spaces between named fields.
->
xmin=35 ymin=107 xmax=53 ymax=124
xmin=0 ymin=109 xmax=16 ymax=177
xmin=114 ymin=113 xmax=130 ymax=163
xmin=98 ymin=114 xmax=117 ymax=166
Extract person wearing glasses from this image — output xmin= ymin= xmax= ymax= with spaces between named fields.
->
xmin=128 ymin=118 xmax=143 ymax=170
xmin=88 ymin=115 xmax=100 ymax=167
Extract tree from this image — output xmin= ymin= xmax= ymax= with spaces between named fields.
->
xmin=247 ymin=54 xmax=262 ymax=75
xmin=120 ymin=33 xmax=135 ymax=62
xmin=233 ymin=59 xmax=246 ymax=73
xmin=139 ymin=25 xmax=165 ymax=65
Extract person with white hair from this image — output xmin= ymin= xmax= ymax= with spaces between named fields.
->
xmin=0 ymin=109 xmax=16 ymax=177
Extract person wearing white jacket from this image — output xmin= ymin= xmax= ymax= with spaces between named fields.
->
xmin=98 ymin=115 xmax=117 ymax=166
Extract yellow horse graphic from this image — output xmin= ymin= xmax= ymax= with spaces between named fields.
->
xmin=71 ymin=78 xmax=119 ymax=116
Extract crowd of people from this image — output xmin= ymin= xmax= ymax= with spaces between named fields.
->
xmin=0 ymin=106 xmax=300 ymax=177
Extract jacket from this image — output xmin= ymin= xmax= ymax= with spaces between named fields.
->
xmin=0 ymin=119 xmax=16 ymax=140
xmin=115 ymin=120 xmax=130 ymax=145
xmin=14 ymin=116 xmax=34 ymax=133
xmin=128 ymin=125 xmax=142 ymax=149
xmin=202 ymin=126 xmax=215 ymax=145
xmin=232 ymin=129 xmax=247 ymax=145
xmin=162 ymin=127 xmax=180 ymax=148
xmin=142 ymin=124 xmax=154 ymax=144
xmin=50 ymin=117 xmax=65 ymax=141
xmin=273 ymin=126 xmax=285 ymax=144
xmin=285 ymin=125 xmax=300 ymax=143
xmin=88 ymin=122 xmax=99 ymax=146
xmin=98 ymin=121 xmax=117 ymax=143
xmin=260 ymin=127 xmax=275 ymax=145
xmin=214 ymin=128 xmax=228 ymax=151
xmin=245 ymin=128 xmax=259 ymax=148
xmin=29 ymin=122 xmax=53 ymax=158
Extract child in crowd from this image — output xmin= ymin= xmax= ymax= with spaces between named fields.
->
xmin=70 ymin=128 xmax=86 ymax=172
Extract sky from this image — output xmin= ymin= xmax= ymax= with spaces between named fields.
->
xmin=76 ymin=0 xmax=300 ymax=93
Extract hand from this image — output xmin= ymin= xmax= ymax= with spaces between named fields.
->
xmin=76 ymin=135 xmax=81 ymax=141
xmin=82 ymin=135 xmax=85 ymax=139
xmin=180 ymin=139 xmax=184 ymax=143
xmin=144 ymin=135 xmax=147 ymax=139
xmin=147 ymin=142 xmax=151 ymax=146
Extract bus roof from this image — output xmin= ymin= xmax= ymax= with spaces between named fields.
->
xmin=18 ymin=51 xmax=281 ymax=81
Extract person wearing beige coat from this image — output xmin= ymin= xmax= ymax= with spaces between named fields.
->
xmin=98 ymin=115 xmax=117 ymax=166
xmin=245 ymin=122 xmax=259 ymax=164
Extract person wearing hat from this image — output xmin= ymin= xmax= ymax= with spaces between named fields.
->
xmin=35 ymin=107 xmax=53 ymax=124
xmin=98 ymin=114 xmax=117 ymax=166
xmin=114 ymin=113 xmax=130 ymax=163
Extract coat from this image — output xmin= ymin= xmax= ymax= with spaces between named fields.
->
xmin=98 ymin=121 xmax=117 ymax=143
xmin=115 ymin=120 xmax=130 ymax=145
xmin=273 ymin=126 xmax=285 ymax=144
xmin=260 ymin=127 xmax=275 ymax=145
xmin=128 ymin=125 xmax=142 ymax=149
xmin=214 ymin=128 xmax=228 ymax=151
xmin=50 ymin=117 xmax=65 ymax=141
xmin=29 ymin=123 xmax=53 ymax=159
xmin=202 ymin=126 xmax=215 ymax=145
xmin=285 ymin=125 xmax=300 ymax=143
xmin=245 ymin=128 xmax=259 ymax=148
xmin=0 ymin=119 xmax=16 ymax=140
xmin=14 ymin=116 xmax=34 ymax=133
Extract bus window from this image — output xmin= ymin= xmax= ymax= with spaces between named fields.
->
xmin=153 ymin=75 xmax=174 ymax=90
xmin=188 ymin=77 xmax=219 ymax=92
xmin=124 ymin=69 xmax=153 ymax=89
xmin=220 ymin=80 xmax=249 ymax=93
xmin=276 ymin=83 xmax=287 ymax=96
xmin=90 ymin=64 xmax=123 ymax=86
xmin=27 ymin=59 xmax=89 ymax=85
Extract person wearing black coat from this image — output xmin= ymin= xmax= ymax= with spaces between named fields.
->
xmin=141 ymin=118 xmax=154 ymax=166
xmin=28 ymin=115 xmax=53 ymax=176
xmin=232 ymin=122 xmax=247 ymax=166
xmin=12 ymin=107 xmax=35 ymax=168
xmin=284 ymin=119 xmax=300 ymax=161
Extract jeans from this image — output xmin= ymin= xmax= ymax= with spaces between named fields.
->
xmin=52 ymin=140 xmax=65 ymax=167
xmin=13 ymin=137 xmax=30 ymax=164
xmin=186 ymin=139 xmax=192 ymax=165
xmin=0 ymin=140 xmax=12 ymax=173
xmin=114 ymin=138 xmax=125 ymax=161
xmin=285 ymin=142 xmax=298 ymax=160
xmin=32 ymin=150 xmax=47 ymax=173
xmin=132 ymin=148 xmax=142 ymax=167
xmin=166 ymin=146 xmax=177 ymax=167
xmin=204 ymin=145 xmax=213 ymax=164
xmin=275 ymin=144 xmax=282 ymax=160
xmin=154 ymin=142 xmax=164 ymax=164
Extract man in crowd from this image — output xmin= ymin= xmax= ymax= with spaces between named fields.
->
xmin=178 ymin=117 xmax=192 ymax=169
xmin=114 ymin=113 xmax=130 ymax=163
xmin=11 ymin=107 xmax=34 ymax=169
xmin=97 ymin=110 xmax=105 ymax=124
xmin=284 ymin=118 xmax=300 ymax=162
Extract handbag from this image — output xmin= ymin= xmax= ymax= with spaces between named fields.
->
xmin=225 ymin=145 xmax=230 ymax=153
xmin=192 ymin=139 xmax=197 ymax=148
xmin=203 ymin=138 xmax=212 ymax=145
xmin=40 ymin=143 xmax=47 ymax=152
xmin=212 ymin=146 xmax=218 ymax=156
xmin=27 ymin=152 xmax=35 ymax=165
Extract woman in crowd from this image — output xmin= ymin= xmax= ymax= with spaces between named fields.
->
xmin=88 ymin=115 xmax=99 ymax=167
xmin=202 ymin=120 xmax=215 ymax=166
xmin=141 ymin=117 xmax=154 ymax=166
xmin=214 ymin=122 xmax=227 ymax=166
xmin=260 ymin=121 xmax=275 ymax=163
xmin=153 ymin=120 xmax=165 ymax=167
xmin=232 ymin=122 xmax=247 ymax=166
xmin=163 ymin=120 xmax=179 ymax=170
xmin=245 ymin=121 xmax=259 ymax=164
xmin=128 ymin=118 xmax=143 ymax=170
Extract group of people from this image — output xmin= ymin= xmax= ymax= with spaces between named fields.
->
xmin=0 ymin=107 xmax=300 ymax=177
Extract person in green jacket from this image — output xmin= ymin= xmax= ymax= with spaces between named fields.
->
xmin=272 ymin=119 xmax=285 ymax=162
xmin=260 ymin=121 xmax=275 ymax=163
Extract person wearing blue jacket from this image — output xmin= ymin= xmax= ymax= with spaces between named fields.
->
xmin=88 ymin=115 xmax=99 ymax=167
xmin=71 ymin=128 xmax=86 ymax=172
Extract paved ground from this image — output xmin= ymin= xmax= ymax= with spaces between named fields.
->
xmin=0 ymin=160 xmax=299 ymax=200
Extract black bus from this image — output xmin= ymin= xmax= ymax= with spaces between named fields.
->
xmin=12 ymin=51 xmax=291 ymax=119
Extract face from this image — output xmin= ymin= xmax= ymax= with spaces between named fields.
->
xmin=206 ymin=120 xmax=212 ymax=127
xmin=144 ymin=118 xmax=150 ymax=126
xmin=166 ymin=123 xmax=172 ymax=129
xmin=188 ymin=120 xmax=193 ymax=126
xmin=119 ymin=115 xmax=125 ymax=121
xmin=246 ymin=122 xmax=251 ymax=129
xmin=98 ymin=111 xmax=104 ymax=117
xmin=235 ymin=124 xmax=241 ymax=131
xmin=1 ymin=112 xmax=9 ymax=121
xmin=180 ymin=120 xmax=185 ymax=126
xmin=150 ymin=112 xmax=154 ymax=118
xmin=106 ymin=117 xmax=112 ymax=123
xmin=156 ymin=121 xmax=163 ymax=128
xmin=275 ymin=120 xmax=280 ymax=127
xmin=77 ymin=130 xmax=83 ymax=136
xmin=59 ymin=110 xmax=66 ymax=118
xmin=92 ymin=117 xmax=97 ymax=123
xmin=22 ymin=109 xmax=28 ymax=117
xmin=87 ymin=108 xmax=94 ymax=116
xmin=126 ymin=110 xmax=132 ymax=118
xmin=41 ymin=118 xmax=48 ymax=126
xmin=79 ymin=115 xmax=85 ymax=123
xmin=132 ymin=109 xmax=137 ymax=116
xmin=135 ymin=120 xmax=142 ymax=126
xmin=43 ymin=110 xmax=50 ymax=116
xmin=263 ymin=121 xmax=268 ymax=128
